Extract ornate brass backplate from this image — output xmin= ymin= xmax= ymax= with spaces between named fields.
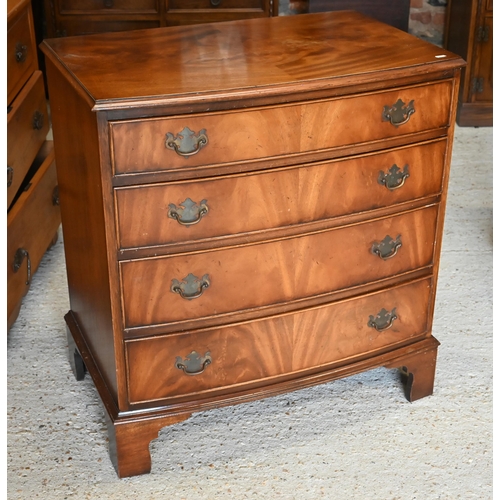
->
xmin=382 ymin=99 xmax=415 ymax=127
xmin=378 ymin=164 xmax=410 ymax=190
xmin=165 ymin=127 xmax=208 ymax=158
xmin=175 ymin=351 xmax=212 ymax=376
xmin=168 ymin=198 xmax=208 ymax=226
xmin=368 ymin=307 xmax=398 ymax=331
xmin=371 ymin=234 xmax=402 ymax=260
xmin=171 ymin=273 xmax=210 ymax=300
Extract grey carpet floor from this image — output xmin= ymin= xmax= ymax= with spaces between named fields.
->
xmin=7 ymin=125 xmax=492 ymax=499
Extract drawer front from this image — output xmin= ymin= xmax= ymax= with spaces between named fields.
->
xmin=125 ymin=277 xmax=432 ymax=404
xmin=59 ymin=0 xmax=158 ymax=13
xmin=7 ymin=144 xmax=61 ymax=328
xmin=168 ymin=0 xmax=266 ymax=8
xmin=120 ymin=205 xmax=438 ymax=329
xmin=115 ymin=139 xmax=446 ymax=250
xmin=8 ymin=71 xmax=50 ymax=210
xmin=7 ymin=4 xmax=38 ymax=105
xmin=110 ymin=81 xmax=453 ymax=176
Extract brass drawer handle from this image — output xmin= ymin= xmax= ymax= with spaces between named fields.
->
xmin=15 ymin=42 xmax=27 ymax=63
xmin=13 ymin=248 xmax=31 ymax=285
xmin=371 ymin=234 xmax=402 ymax=260
xmin=171 ymin=273 xmax=210 ymax=300
xmin=165 ymin=127 xmax=208 ymax=158
xmin=368 ymin=307 xmax=398 ymax=331
xmin=32 ymin=110 xmax=45 ymax=131
xmin=168 ymin=198 xmax=208 ymax=226
xmin=378 ymin=164 xmax=410 ymax=191
xmin=7 ymin=166 xmax=13 ymax=187
xmin=382 ymin=99 xmax=415 ymax=127
xmin=175 ymin=351 xmax=212 ymax=376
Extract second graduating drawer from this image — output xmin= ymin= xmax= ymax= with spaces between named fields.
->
xmin=119 ymin=204 xmax=438 ymax=330
xmin=115 ymin=139 xmax=447 ymax=251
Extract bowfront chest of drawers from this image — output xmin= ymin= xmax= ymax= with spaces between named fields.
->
xmin=41 ymin=11 xmax=464 ymax=477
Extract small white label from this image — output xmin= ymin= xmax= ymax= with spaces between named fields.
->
xmin=435 ymin=54 xmax=447 ymax=58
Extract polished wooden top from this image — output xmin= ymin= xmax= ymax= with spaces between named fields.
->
xmin=41 ymin=11 xmax=464 ymax=110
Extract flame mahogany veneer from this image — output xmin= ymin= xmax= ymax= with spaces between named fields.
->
xmin=41 ymin=11 xmax=465 ymax=477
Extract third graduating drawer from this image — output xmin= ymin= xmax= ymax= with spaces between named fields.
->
xmin=120 ymin=204 xmax=438 ymax=331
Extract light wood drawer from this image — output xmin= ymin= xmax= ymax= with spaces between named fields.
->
xmin=59 ymin=0 xmax=158 ymax=12
xmin=7 ymin=1 xmax=38 ymax=106
xmin=120 ymin=204 xmax=438 ymax=329
xmin=110 ymin=81 xmax=452 ymax=176
xmin=7 ymin=71 xmax=50 ymax=210
xmin=125 ymin=277 xmax=432 ymax=404
xmin=168 ymin=0 xmax=265 ymax=8
xmin=7 ymin=142 xmax=61 ymax=330
xmin=115 ymin=139 xmax=446 ymax=251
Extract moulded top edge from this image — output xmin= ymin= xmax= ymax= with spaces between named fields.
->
xmin=40 ymin=11 xmax=465 ymax=110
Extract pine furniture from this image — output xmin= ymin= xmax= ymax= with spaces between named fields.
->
xmin=7 ymin=0 xmax=61 ymax=331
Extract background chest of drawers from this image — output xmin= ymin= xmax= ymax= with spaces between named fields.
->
xmin=41 ymin=11 xmax=464 ymax=477
xmin=7 ymin=0 xmax=61 ymax=332
xmin=43 ymin=0 xmax=278 ymax=37
xmin=444 ymin=0 xmax=493 ymax=126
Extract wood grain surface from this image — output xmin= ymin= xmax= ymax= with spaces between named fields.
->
xmin=110 ymin=82 xmax=452 ymax=175
xmin=40 ymin=11 xmax=463 ymax=107
xmin=125 ymin=277 xmax=432 ymax=404
xmin=7 ymin=71 xmax=49 ymax=210
xmin=115 ymin=139 xmax=447 ymax=251
xmin=7 ymin=145 xmax=60 ymax=330
xmin=120 ymin=205 xmax=438 ymax=328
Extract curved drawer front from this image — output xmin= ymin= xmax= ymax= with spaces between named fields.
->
xmin=110 ymin=81 xmax=452 ymax=176
xmin=115 ymin=139 xmax=446 ymax=250
xmin=120 ymin=205 xmax=438 ymax=329
xmin=125 ymin=277 xmax=432 ymax=404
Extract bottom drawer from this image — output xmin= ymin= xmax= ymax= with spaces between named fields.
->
xmin=7 ymin=142 xmax=61 ymax=331
xmin=125 ymin=277 xmax=432 ymax=405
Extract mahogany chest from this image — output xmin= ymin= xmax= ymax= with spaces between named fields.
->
xmin=41 ymin=11 xmax=464 ymax=477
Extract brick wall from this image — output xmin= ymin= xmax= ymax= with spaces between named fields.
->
xmin=409 ymin=0 xmax=447 ymax=45
xmin=280 ymin=0 xmax=448 ymax=46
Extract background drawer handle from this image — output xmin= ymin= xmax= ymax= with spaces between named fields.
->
xmin=368 ymin=307 xmax=398 ymax=331
xmin=171 ymin=273 xmax=210 ymax=300
xmin=382 ymin=99 xmax=415 ymax=127
xmin=175 ymin=351 xmax=212 ymax=376
xmin=371 ymin=235 xmax=402 ymax=260
xmin=15 ymin=42 xmax=27 ymax=63
xmin=168 ymin=198 xmax=208 ymax=226
xmin=210 ymin=0 xmax=222 ymax=5
xmin=165 ymin=127 xmax=208 ymax=158
xmin=13 ymin=248 xmax=31 ymax=285
xmin=7 ymin=166 xmax=13 ymax=187
xmin=378 ymin=164 xmax=410 ymax=190
xmin=32 ymin=110 xmax=45 ymax=131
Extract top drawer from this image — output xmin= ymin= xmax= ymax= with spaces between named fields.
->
xmin=110 ymin=80 xmax=453 ymax=177
xmin=7 ymin=1 xmax=38 ymax=105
